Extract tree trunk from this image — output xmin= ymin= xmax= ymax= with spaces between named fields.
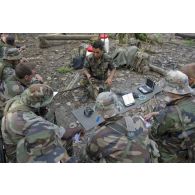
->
xmin=149 ymin=64 xmax=167 ymax=76
xmin=175 ymin=33 xmax=195 ymax=39
xmin=38 ymin=34 xmax=99 ymax=48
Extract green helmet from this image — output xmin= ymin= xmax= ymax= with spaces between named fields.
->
xmin=94 ymin=91 xmax=123 ymax=119
xmin=21 ymin=84 xmax=54 ymax=108
xmin=3 ymin=48 xmax=22 ymax=60
xmin=16 ymin=129 xmax=66 ymax=163
xmin=163 ymin=70 xmax=192 ymax=95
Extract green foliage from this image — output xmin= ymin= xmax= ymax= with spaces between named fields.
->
xmin=56 ymin=66 xmax=73 ymax=74
xmin=135 ymin=33 xmax=148 ymax=42
xmin=183 ymin=39 xmax=195 ymax=46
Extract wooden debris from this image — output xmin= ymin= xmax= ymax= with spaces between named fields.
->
xmin=149 ymin=64 xmax=167 ymax=76
xmin=38 ymin=34 xmax=98 ymax=48
xmin=175 ymin=33 xmax=195 ymax=39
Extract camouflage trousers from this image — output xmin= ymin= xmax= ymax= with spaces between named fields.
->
xmin=131 ymin=51 xmax=150 ymax=73
xmin=80 ymin=76 xmax=110 ymax=100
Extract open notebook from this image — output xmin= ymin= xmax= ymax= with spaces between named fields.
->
xmin=122 ymin=93 xmax=135 ymax=106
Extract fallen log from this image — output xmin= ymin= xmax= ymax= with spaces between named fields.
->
xmin=149 ymin=64 xmax=167 ymax=76
xmin=175 ymin=33 xmax=195 ymax=39
xmin=38 ymin=34 xmax=98 ymax=48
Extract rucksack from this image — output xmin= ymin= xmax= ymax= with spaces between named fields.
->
xmin=72 ymin=56 xmax=85 ymax=70
xmin=70 ymin=44 xmax=88 ymax=70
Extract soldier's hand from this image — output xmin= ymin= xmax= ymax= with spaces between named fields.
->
xmin=35 ymin=74 xmax=43 ymax=83
xmin=20 ymin=57 xmax=29 ymax=64
xmin=86 ymin=73 xmax=91 ymax=80
xmin=63 ymin=127 xmax=85 ymax=140
xmin=144 ymin=112 xmax=159 ymax=121
xmin=105 ymin=77 xmax=112 ymax=86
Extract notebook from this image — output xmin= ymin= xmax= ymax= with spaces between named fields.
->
xmin=122 ymin=93 xmax=135 ymax=107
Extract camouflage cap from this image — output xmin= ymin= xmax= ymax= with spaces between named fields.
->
xmin=94 ymin=91 xmax=123 ymax=119
xmin=181 ymin=63 xmax=195 ymax=79
xmin=21 ymin=84 xmax=54 ymax=108
xmin=16 ymin=129 xmax=66 ymax=163
xmin=3 ymin=48 xmax=22 ymax=60
xmin=163 ymin=70 xmax=192 ymax=95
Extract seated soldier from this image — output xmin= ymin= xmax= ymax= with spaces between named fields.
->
xmin=0 ymin=48 xmax=22 ymax=83
xmin=16 ymin=128 xmax=72 ymax=163
xmin=2 ymin=63 xmax=34 ymax=100
xmin=180 ymin=63 xmax=195 ymax=88
xmin=1 ymin=84 xmax=83 ymax=162
xmin=1 ymin=62 xmax=43 ymax=97
xmin=0 ymin=34 xmax=25 ymax=58
xmin=145 ymin=70 xmax=195 ymax=163
xmin=82 ymin=40 xmax=117 ymax=100
xmin=82 ymin=91 xmax=159 ymax=163
xmin=0 ymin=48 xmax=22 ymax=126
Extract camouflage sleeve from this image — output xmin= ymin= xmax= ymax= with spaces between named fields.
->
xmin=83 ymin=56 xmax=91 ymax=70
xmin=149 ymin=109 xmax=167 ymax=140
xmin=86 ymin=141 xmax=100 ymax=161
xmin=105 ymin=54 xmax=117 ymax=70
xmin=28 ymin=115 xmax=66 ymax=139
xmin=149 ymin=106 xmax=178 ymax=139
xmin=0 ymin=43 xmax=3 ymax=58
xmin=4 ymin=81 xmax=25 ymax=99
xmin=2 ymin=67 xmax=15 ymax=81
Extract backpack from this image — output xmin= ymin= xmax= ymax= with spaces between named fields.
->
xmin=70 ymin=44 xmax=88 ymax=70
xmin=72 ymin=56 xmax=85 ymax=70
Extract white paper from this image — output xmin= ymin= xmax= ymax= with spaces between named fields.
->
xmin=53 ymin=92 xmax=58 ymax=97
xmin=122 ymin=93 xmax=135 ymax=106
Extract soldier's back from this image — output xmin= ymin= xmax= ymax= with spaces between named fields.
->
xmin=3 ymin=75 xmax=26 ymax=100
xmin=150 ymin=96 xmax=195 ymax=162
xmin=86 ymin=116 xmax=151 ymax=163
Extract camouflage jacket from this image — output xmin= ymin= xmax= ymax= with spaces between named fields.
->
xmin=0 ymin=41 xmax=13 ymax=59
xmin=0 ymin=61 xmax=15 ymax=82
xmin=1 ymin=97 xmax=66 ymax=162
xmin=2 ymin=75 xmax=28 ymax=101
xmin=0 ymin=40 xmax=6 ymax=58
xmin=149 ymin=96 xmax=195 ymax=163
xmin=84 ymin=53 xmax=116 ymax=81
xmin=86 ymin=116 xmax=151 ymax=163
xmin=1 ymin=74 xmax=42 ymax=101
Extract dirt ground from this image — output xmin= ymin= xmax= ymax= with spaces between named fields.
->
xmin=17 ymin=33 xmax=195 ymax=157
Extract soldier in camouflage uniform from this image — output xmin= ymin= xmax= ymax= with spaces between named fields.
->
xmin=0 ymin=48 xmax=22 ymax=83
xmin=146 ymin=70 xmax=195 ymax=162
xmin=112 ymin=46 xmax=150 ymax=73
xmin=0 ymin=48 xmax=22 ymax=133
xmin=82 ymin=40 xmax=117 ymax=100
xmin=0 ymin=34 xmax=25 ymax=59
xmin=16 ymin=129 xmax=69 ymax=163
xmin=83 ymin=92 xmax=158 ymax=163
xmin=2 ymin=62 xmax=43 ymax=101
xmin=181 ymin=63 xmax=195 ymax=89
xmin=1 ymin=84 xmax=83 ymax=162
